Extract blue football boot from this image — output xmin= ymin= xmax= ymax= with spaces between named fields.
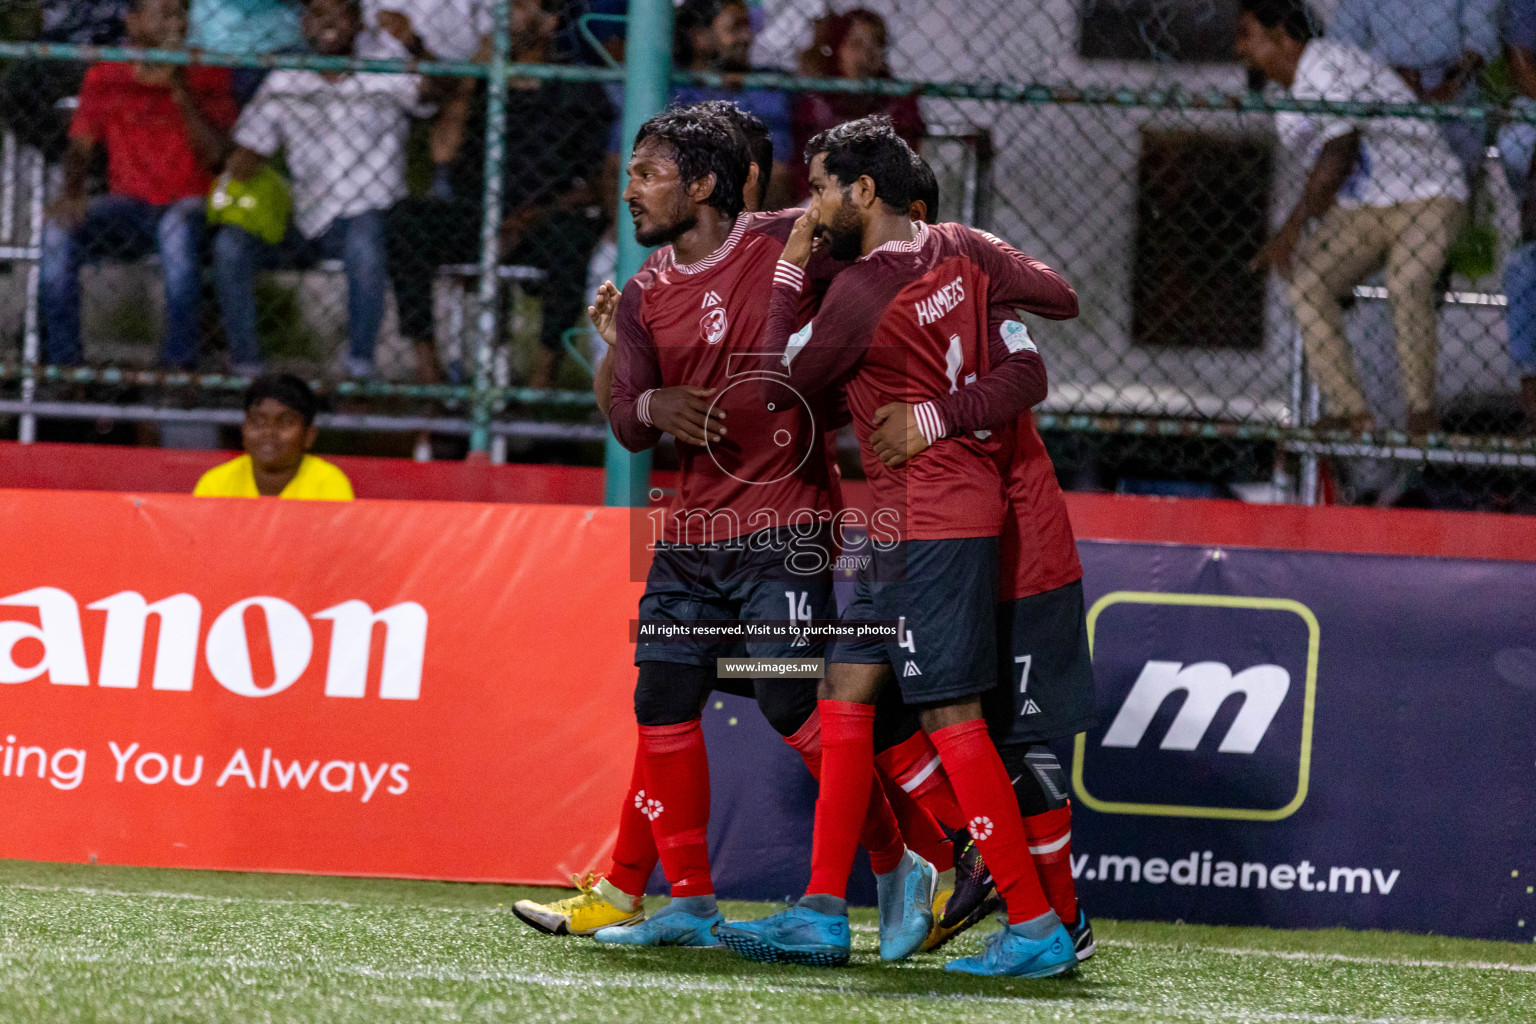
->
xmin=717 ymin=903 xmax=851 ymax=966
xmin=876 ymin=849 xmax=937 ymax=961
xmin=944 ymin=917 xmax=1076 ymax=978
xmin=592 ymin=901 xmax=722 ymax=948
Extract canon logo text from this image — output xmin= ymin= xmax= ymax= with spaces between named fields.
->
xmin=0 ymin=587 xmax=427 ymax=700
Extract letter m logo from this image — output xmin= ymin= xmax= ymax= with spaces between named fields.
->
xmin=1100 ymin=661 xmax=1290 ymax=754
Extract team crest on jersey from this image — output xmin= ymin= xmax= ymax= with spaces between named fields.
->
xmin=701 ymin=307 xmax=728 ymax=345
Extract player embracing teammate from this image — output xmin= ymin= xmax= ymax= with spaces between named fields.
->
xmin=515 ymin=103 xmax=1099 ymax=979
xmin=516 ymin=104 xmax=959 ymax=957
xmin=715 ymin=117 xmax=1090 ymax=978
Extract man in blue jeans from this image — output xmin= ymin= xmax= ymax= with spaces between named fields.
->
xmin=213 ymin=0 xmax=434 ymax=378
xmin=41 ymin=0 xmax=238 ymax=369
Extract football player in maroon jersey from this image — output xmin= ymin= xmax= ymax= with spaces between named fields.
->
xmin=717 ymin=116 xmax=1080 ymax=978
xmin=872 ymin=303 xmax=1099 ymax=963
xmin=519 ymin=104 xmax=948 ymax=954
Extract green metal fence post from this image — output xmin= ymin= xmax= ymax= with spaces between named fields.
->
xmin=602 ymin=0 xmax=672 ymax=506
xmin=470 ymin=0 xmax=512 ymax=455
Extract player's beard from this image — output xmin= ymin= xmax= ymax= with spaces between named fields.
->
xmin=633 ymin=190 xmax=699 ymax=247
xmin=819 ymin=202 xmax=865 ymax=261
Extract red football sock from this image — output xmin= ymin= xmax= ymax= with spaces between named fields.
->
xmin=1024 ymin=804 xmax=1077 ymax=924
xmin=805 ymin=700 xmax=876 ymax=899
xmin=786 ymin=708 xmax=905 ymax=876
xmin=783 ymin=708 xmax=823 ymax=775
xmin=604 ymin=743 xmax=658 ymax=901
xmin=880 ymin=775 xmax=953 ymax=871
xmin=860 ymin=781 xmax=906 ymax=875
xmin=874 ymin=730 xmax=964 ymax=830
xmin=929 ymin=720 xmax=1051 ymax=925
xmin=638 ymin=719 xmax=713 ymax=898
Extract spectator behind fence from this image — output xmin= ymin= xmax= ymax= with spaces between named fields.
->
xmin=602 ymin=0 xmax=792 ymax=211
xmin=0 ymin=2 xmax=131 ymax=159
xmin=1329 ymin=0 xmax=1496 ymax=184
xmin=194 ymin=373 xmax=354 ymax=499
xmin=40 ymin=0 xmax=237 ymax=371
xmin=214 ymin=0 xmax=436 ymax=379
xmin=1238 ymin=0 xmax=1466 ymax=435
xmin=386 ymin=0 xmax=613 ymax=389
xmin=1499 ymin=0 xmax=1536 ymax=430
xmin=188 ymin=1 xmax=307 ymax=104
xmin=363 ymin=0 xmax=493 ymax=200
xmin=790 ymin=9 xmax=924 ymax=200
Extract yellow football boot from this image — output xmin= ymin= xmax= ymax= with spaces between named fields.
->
xmin=512 ymin=873 xmax=645 ymax=936
xmin=922 ymin=838 xmax=1000 ymax=951
xmin=923 ymin=887 xmax=960 ymax=951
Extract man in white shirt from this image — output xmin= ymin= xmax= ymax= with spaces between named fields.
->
xmin=364 ymin=0 xmax=492 ymax=62
xmin=211 ymin=0 xmax=436 ymax=378
xmin=366 ymin=0 xmax=492 ymax=200
xmin=1238 ymin=0 xmax=1466 ymax=435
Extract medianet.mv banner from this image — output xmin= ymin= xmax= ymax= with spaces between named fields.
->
xmin=1067 ymin=540 xmax=1536 ymax=943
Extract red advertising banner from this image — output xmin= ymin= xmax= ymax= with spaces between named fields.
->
xmin=0 ymin=490 xmax=644 ymax=884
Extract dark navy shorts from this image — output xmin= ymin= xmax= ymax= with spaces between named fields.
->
xmin=827 ymin=577 xmax=886 ymax=665
xmin=635 ymin=526 xmax=837 ymax=668
xmin=830 ymin=537 xmax=998 ymax=705
xmin=983 ymin=578 xmax=1098 ymax=746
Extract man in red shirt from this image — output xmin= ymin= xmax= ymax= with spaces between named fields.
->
xmin=717 ymin=117 xmax=1081 ymax=978
xmin=40 ymin=0 xmax=237 ymax=370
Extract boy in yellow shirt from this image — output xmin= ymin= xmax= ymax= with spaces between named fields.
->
xmin=194 ymin=373 xmax=354 ymax=500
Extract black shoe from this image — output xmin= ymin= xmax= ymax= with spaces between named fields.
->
xmin=922 ymin=836 xmax=1000 ymax=952
xmin=1068 ymin=907 xmax=1096 ymax=962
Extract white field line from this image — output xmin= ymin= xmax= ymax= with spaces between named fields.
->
xmin=7 ymin=885 xmax=1535 ymax=979
xmin=1100 ymin=939 xmax=1536 ymax=976
xmin=0 ymin=949 xmax=1470 ymax=1024
xmin=844 ymin=925 xmax=1536 ymax=978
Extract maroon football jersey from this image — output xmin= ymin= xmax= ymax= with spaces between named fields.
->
xmin=767 ymin=221 xmax=1077 ymax=542
xmin=996 ymin=412 xmax=1083 ymax=600
xmin=609 ymin=211 xmax=836 ymax=544
xmin=972 ymin=248 xmax=1084 ymax=599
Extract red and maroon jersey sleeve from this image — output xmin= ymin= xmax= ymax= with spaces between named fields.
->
xmin=766 ymin=258 xmax=901 ymax=400
xmin=964 ymin=227 xmax=1078 ymax=319
xmin=608 ymin=274 xmax=664 ymax=452
xmin=930 ymin=304 xmax=1050 ymax=436
xmin=921 ymin=227 xmax=1071 ymax=438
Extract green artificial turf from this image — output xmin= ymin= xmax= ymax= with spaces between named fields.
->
xmin=1 ymin=859 xmax=1533 ymax=1023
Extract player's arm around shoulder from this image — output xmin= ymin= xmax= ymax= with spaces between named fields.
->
xmin=769 ymin=254 xmax=888 ymax=405
xmin=962 ymin=224 xmax=1078 ymax=321
xmin=870 ymin=298 xmax=1052 ymax=470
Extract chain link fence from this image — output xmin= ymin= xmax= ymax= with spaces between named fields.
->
xmin=0 ymin=0 xmax=617 ymax=459
xmin=0 ymin=0 xmax=1534 ymax=509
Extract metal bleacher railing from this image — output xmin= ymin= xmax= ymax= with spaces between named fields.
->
xmin=2 ymin=0 xmax=1536 ymax=511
